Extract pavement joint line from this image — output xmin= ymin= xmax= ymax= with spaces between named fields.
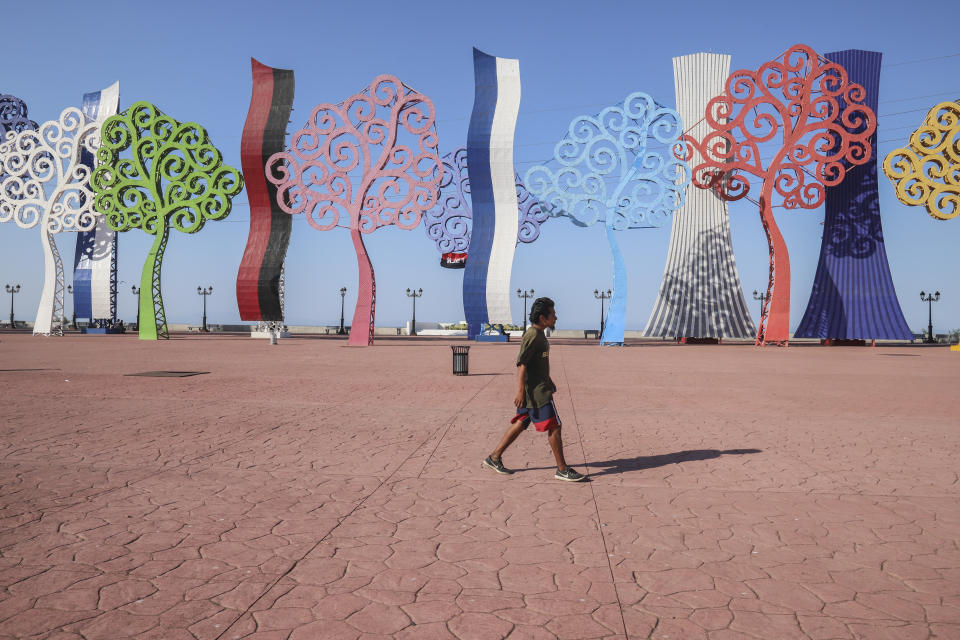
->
xmin=415 ymin=364 xmax=513 ymax=480
xmin=215 ymin=370 xmax=502 ymax=640
xmin=557 ymin=346 xmax=631 ymax=640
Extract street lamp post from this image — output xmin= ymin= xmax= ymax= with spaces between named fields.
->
xmin=517 ymin=288 xmax=535 ymax=332
xmin=5 ymin=284 xmax=20 ymax=328
xmin=594 ymin=289 xmax=611 ymax=339
xmin=66 ymin=284 xmax=76 ymax=329
xmin=131 ymin=285 xmax=140 ymax=329
xmin=197 ymin=286 xmax=213 ymax=332
xmin=406 ymin=288 xmax=423 ymax=336
xmin=752 ymin=290 xmax=767 ymax=320
xmin=920 ymin=290 xmax=941 ymax=343
xmin=338 ymin=287 xmax=347 ymax=335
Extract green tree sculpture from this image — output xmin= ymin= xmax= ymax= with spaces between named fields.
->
xmin=91 ymin=102 xmax=243 ymax=340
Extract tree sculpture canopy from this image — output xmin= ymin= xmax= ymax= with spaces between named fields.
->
xmin=266 ymin=75 xmax=442 ymax=346
xmin=91 ymin=101 xmax=244 ymax=340
xmin=423 ymin=146 xmax=547 ymax=268
xmin=882 ymin=99 xmax=960 ymax=220
xmin=0 ymin=94 xmax=38 ymax=140
xmin=0 ymin=106 xmax=101 ymax=335
xmin=680 ymin=44 xmax=876 ymax=345
xmin=524 ymin=91 xmax=688 ymax=345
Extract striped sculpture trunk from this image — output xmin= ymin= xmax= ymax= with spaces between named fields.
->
xmin=464 ymin=48 xmax=521 ymax=339
xmin=645 ymin=53 xmax=754 ymax=340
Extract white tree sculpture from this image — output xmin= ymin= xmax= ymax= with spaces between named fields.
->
xmin=0 ymin=107 xmax=101 ymax=335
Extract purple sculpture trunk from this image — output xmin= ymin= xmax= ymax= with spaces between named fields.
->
xmin=794 ymin=50 xmax=912 ymax=341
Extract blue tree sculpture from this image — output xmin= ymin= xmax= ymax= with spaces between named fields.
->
xmin=423 ymin=146 xmax=547 ymax=269
xmin=525 ymin=92 xmax=689 ymax=344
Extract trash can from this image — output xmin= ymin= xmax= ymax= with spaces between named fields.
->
xmin=451 ymin=345 xmax=470 ymax=376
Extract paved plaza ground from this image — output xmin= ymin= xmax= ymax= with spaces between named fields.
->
xmin=0 ymin=333 xmax=958 ymax=639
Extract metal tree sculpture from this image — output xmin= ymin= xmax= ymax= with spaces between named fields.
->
xmin=525 ymin=91 xmax=689 ymax=345
xmin=882 ymin=99 xmax=959 ymax=221
xmin=423 ymin=146 xmax=547 ymax=268
xmin=267 ymin=75 xmax=442 ymax=346
xmin=682 ymin=44 xmax=876 ymax=345
xmin=91 ymin=101 xmax=244 ymax=340
xmin=0 ymin=107 xmax=100 ymax=335
xmin=883 ymin=99 xmax=960 ymax=351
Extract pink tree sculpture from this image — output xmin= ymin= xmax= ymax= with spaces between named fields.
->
xmin=267 ymin=75 xmax=442 ymax=345
xmin=681 ymin=44 xmax=875 ymax=345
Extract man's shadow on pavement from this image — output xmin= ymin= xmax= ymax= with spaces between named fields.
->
xmin=520 ymin=449 xmax=761 ymax=476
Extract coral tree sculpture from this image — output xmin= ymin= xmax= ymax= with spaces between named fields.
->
xmin=237 ymin=59 xmax=295 ymax=329
xmin=423 ymin=147 xmax=547 ymax=269
xmin=91 ymin=101 xmax=244 ymax=340
xmin=0 ymin=106 xmax=101 ymax=335
xmin=525 ymin=92 xmax=689 ymax=345
xmin=795 ymin=50 xmax=911 ymax=342
xmin=681 ymin=44 xmax=876 ymax=345
xmin=267 ymin=75 xmax=442 ymax=346
xmin=883 ymin=98 xmax=960 ymax=349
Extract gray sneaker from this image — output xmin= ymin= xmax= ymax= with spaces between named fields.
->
xmin=554 ymin=467 xmax=587 ymax=482
xmin=483 ymin=456 xmax=514 ymax=475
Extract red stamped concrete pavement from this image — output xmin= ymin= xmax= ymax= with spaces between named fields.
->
xmin=0 ymin=333 xmax=957 ymax=639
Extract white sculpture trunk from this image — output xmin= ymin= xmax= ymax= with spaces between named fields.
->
xmin=484 ymin=57 xmax=521 ymax=326
xmin=644 ymin=53 xmax=755 ymax=339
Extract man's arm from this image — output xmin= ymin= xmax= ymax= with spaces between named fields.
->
xmin=514 ymin=363 xmax=527 ymax=408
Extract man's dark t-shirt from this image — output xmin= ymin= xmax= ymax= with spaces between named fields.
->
xmin=516 ymin=327 xmax=556 ymax=408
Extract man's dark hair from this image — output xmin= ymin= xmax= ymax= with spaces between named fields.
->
xmin=529 ymin=297 xmax=555 ymax=326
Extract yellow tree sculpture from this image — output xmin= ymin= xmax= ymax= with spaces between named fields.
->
xmin=882 ymin=99 xmax=959 ymax=350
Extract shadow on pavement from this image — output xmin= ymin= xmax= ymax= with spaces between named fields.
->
xmin=584 ymin=448 xmax=762 ymax=477
xmin=517 ymin=448 xmax=763 ymax=476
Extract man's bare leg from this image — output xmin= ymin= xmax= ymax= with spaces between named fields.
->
xmin=490 ymin=420 xmax=527 ymax=461
xmin=547 ymin=426 xmax=568 ymax=470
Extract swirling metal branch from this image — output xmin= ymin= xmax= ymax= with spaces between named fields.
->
xmin=0 ymin=106 xmax=102 ymax=336
xmin=90 ymin=101 xmax=244 ymax=340
xmin=423 ymin=146 xmax=547 ymax=261
xmin=266 ymin=74 xmax=442 ymax=346
xmin=525 ymin=92 xmax=689 ymax=231
xmin=882 ymin=100 xmax=960 ymax=221
xmin=679 ymin=43 xmax=876 ymax=346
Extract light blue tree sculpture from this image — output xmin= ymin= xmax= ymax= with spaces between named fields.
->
xmin=525 ymin=92 xmax=689 ymax=345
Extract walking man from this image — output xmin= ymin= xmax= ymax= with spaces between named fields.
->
xmin=483 ymin=297 xmax=587 ymax=482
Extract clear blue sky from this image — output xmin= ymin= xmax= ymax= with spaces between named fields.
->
xmin=1 ymin=0 xmax=956 ymax=334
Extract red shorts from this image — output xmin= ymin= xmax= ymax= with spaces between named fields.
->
xmin=511 ymin=400 xmax=561 ymax=432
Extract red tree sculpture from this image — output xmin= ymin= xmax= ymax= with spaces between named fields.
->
xmin=682 ymin=44 xmax=875 ymax=345
xmin=267 ymin=75 xmax=442 ymax=345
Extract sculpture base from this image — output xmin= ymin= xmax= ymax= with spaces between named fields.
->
xmin=475 ymin=335 xmax=509 ymax=343
xmin=820 ymin=339 xmax=869 ymax=347
xmin=80 ymin=327 xmax=124 ymax=334
xmin=251 ymin=330 xmax=291 ymax=339
xmin=678 ymin=337 xmax=721 ymax=345
xmin=951 ymin=342 xmax=960 ymax=352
